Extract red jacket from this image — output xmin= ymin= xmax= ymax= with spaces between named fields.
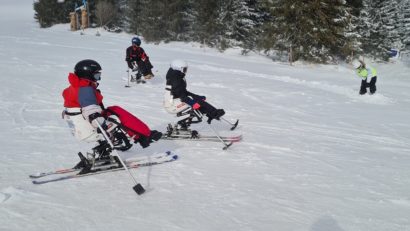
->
xmin=62 ymin=73 xmax=103 ymax=108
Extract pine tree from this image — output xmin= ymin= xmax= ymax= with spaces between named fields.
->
xmin=359 ymin=0 xmax=390 ymax=60
xmin=261 ymin=0 xmax=350 ymax=63
xmin=343 ymin=0 xmax=363 ymax=60
xmin=165 ymin=0 xmax=196 ymax=41
xmin=380 ymin=0 xmax=403 ymax=51
xmin=126 ymin=0 xmax=144 ymax=35
xmin=191 ymin=0 xmax=222 ymax=47
xmin=34 ymin=0 xmax=77 ymax=28
xmin=219 ymin=0 xmax=264 ymax=50
xmin=401 ymin=0 xmax=410 ymax=50
xmin=241 ymin=0 xmax=268 ymax=53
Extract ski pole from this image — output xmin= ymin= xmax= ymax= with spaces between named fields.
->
xmin=208 ymin=123 xmax=233 ymax=150
xmin=96 ymin=122 xmax=145 ymax=195
xmin=125 ymin=69 xmax=130 ymax=87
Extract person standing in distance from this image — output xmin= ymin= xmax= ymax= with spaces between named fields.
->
xmin=352 ymin=59 xmax=377 ymax=95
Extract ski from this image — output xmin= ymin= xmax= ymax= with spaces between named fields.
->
xmin=31 ymin=151 xmax=177 ymax=184
xmin=30 ymin=151 xmax=175 ymax=179
xmin=162 ymin=134 xmax=242 ymax=143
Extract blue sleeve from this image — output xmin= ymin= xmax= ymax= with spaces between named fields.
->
xmin=78 ymin=87 xmax=98 ymax=107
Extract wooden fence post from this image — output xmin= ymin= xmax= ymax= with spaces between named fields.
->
xmin=70 ymin=12 xmax=77 ymax=31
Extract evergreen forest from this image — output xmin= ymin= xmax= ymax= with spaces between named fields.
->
xmin=33 ymin=0 xmax=410 ymax=63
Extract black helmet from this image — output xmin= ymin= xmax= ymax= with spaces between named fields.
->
xmin=132 ymin=37 xmax=141 ymax=46
xmin=74 ymin=59 xmax=102 ymax=81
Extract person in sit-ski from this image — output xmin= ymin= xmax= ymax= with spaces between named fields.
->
xmin=62 ymin=59 xmax=161 ymax=150
xmin=125 ymin=37 xmax=154 ymax=82
xmin=164 ymin=59 xmax=225 ymax=128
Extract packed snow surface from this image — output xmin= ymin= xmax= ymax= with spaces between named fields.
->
xmin=0 ymin=1 xmax=409 ymax=230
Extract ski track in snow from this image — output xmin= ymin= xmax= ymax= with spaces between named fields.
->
xmin=195 ymin=64 xmax=395 ymax=105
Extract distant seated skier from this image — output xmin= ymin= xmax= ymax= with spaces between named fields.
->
xmin=125 ymin=37 xmax=154 ymax=82
xmin=352 ymin=59 xmax=377 ymax=95
xmin=164 ymin=59 xmax=225 ymax=127
xmin=62 ymin=59 xmax=161 ymax=152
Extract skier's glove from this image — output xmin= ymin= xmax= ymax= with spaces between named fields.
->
xmin=89 ymin=113 xmax=108 ymax=132
xmin=132 ymin=66 xmax=139 ymax=72
xmin=192 ymin=103 xmax=201 ymax=110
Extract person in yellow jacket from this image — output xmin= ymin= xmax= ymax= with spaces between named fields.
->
xmin=352 ymin=59 xmax=377 ymax=95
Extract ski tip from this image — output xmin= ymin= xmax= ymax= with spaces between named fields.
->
xmin=234 ymin=134 xmax=243 ymax=141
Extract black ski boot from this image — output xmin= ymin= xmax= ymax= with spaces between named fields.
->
xmin=134 ymin=130 xmax=162 ymax=148
xmin=135 ymin=136 xmax=150 ymax=148
xmin=150 ymin=130 xmax=162 ymax=142
xmin=207 ymin=109 xmax=225 ymax=124
xmin=75 ymin=152 xmax=93 ymax=175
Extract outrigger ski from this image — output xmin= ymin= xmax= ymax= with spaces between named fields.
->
xmin=228 ymin=119 xmax=239 ymax=131
xmin=30 ymin=151 xmax=178 ymax=184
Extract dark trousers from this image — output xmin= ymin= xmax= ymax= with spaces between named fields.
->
xmin=369 ymin=77 xmax=377 ymax=94
xmin=182 ymin=95 xmax=216 ymax=115
xmin=360 ymin=77 xmax=377 ymax=95
xmin=137 ymin=59 xmax=153 ymax=76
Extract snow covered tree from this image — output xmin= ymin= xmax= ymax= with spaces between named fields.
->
xmin=261 ymin=0 xmax=351 ymax=63
xmin=358 ymin=0 xmax=390 ymax=60
xmin=342 ymin=0 xmax=363 ymax=60
xmin=137 ymin=0 xmax=169 ymax=42
xmin=240 ymin=0 xmax=268 ymax=53
xmin=164 ymin=0 xmax=196 ymax=41
xmin=191 ymin=1 xmax=222 ymax=47
xmin=219 ymin=0 xmax=265 ymax=51
xmin=379 ymin=0 xmax=403 ymax=54
xmin=126 ymin=0 xmax=143 ymax=35
xmin=401 ymin=0 xmax=410 ymax=50
xmin=127 ymin=0 xmax=195 ymax=42
xmin=190 ymin=0 xmax=264 ymax=51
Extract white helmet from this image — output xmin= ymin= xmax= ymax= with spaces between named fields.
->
xmin=171 ymin=59 xmax=188 ymax=73
xmin=352 ymin=59 xmax=363 ymax=69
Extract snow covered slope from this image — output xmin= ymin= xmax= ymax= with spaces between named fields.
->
xmin=0 ymin=1 xmax=409 ymax=230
